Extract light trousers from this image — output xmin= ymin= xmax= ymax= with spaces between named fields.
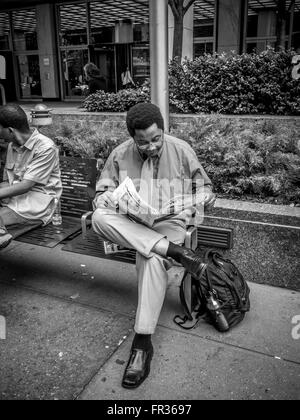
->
xmin=92 ymin=209 xmax=187 ymax=334
xmin=0 ymin=205 xmax=41 ymax=239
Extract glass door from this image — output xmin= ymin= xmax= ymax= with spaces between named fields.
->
xmin=61 ymin=49 xmax=88 ymax=98
xmin=12 ymin=8 xmax=42 ymax=99
xmin=58 ymin=3 xmax=89 ymax=99
xmin=93 ymin=45 xmax=116 ymax=93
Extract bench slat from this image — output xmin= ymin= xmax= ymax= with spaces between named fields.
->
xmin=62 ymin=230 xmax=137 ymax=264
xmin=15 ymin=216 xmax=82 ymax=248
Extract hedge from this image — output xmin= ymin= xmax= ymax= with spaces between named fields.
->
xmin=82 ymin=49 xmax=299 ymax=115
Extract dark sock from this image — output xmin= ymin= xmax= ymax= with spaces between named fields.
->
xmin=132 ymin=334 xmax=152 ymax=351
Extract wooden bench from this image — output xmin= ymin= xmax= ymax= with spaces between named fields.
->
xmin=1 ymin=155 xmax=233 ymax=314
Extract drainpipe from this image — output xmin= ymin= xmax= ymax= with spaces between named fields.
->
xmin=149 ymin=0 xmax=169 ymax=131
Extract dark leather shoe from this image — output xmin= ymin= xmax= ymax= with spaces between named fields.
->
xmin=178 ymin=248 xmax=206 ymax=279
xmin=122 ymin=345 xmax=153 ymax=389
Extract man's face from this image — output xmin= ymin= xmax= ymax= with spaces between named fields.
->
xmin=134 ymin=123 xmax=164 ymax=158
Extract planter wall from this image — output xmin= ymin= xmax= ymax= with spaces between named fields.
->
xmin=50 ymin=111 xmax=300 ymax=135
xmin=205 ymin=202 xmax=300 ymax=291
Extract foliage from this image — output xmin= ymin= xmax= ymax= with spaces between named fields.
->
xmin=82 ymin=49 xmax=299 ymax=116
xmin=169 ymin=49 xmax=300 ymax=115
xmin=41 ymin=122 xmax=126 ymax=163
xmin=171 ymin=116 xmax=300 ymax=204
xmin=41 ymin=116 xmax=300 ymax=205
xmin=82 ymin=85 xmax=150 ymax=112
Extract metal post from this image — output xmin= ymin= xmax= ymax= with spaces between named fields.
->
xmin=149 ymin=0 xmax=169 ymax=131
xmin=0 ymin=84 xmax=6 ymax=105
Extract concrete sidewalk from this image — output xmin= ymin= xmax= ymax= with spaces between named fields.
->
xmin=0 ymin=241 xmax=299 ymax=400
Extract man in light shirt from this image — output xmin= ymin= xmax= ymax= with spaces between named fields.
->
xmin=92 ymin=103 xmax=216 ymax=389
xmin=0 ymin=104 xmax=62 ymax=249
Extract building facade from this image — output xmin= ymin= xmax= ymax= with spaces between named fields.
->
xmin=0 ymin=0 xmax=299 ymax=102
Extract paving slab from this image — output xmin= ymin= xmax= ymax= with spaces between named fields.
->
xmin=1 ymin=242 xmax=300 ymax=363
xmin=79 ymin=327 xmax=300 ymax=401
xmin=1 ymin=241 xmax=300 ymax=400
xmin=0 ymin=283 xmax=132 ymax=400
xmin=0 ymin=241 xmax=138 ymax=318
xmin=161 ymin=274 xmax=300 ymax=364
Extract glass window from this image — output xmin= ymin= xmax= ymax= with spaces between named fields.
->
xmin=61 ymin=49 xmax=88 ymax=97
xmin=133 ymin=23 xmax=149 ymax=42
xmin=194 ymin=19 xmax=214 ymax=38
xmin=194 ymin=42 xmax=213 ymax=57
xmin=132 ymin=46 xmax=150 ymax=85
xmin=90 ymin=1 xmax=114 ymax=44
xmin=193 ymin=0 xmax=215 ymax=56
xmin=245 ymin=0 xmax=300 ymax=53
xmin=0 ymin=12 xmax=10 ymax=50
xmin=12 ymin=9 xmax=38 ymax=51
xmin=293 ymin=12 xmax=300 ymax=51
xmin=247 ymin=15 xmax=258 ymax=38
xmin=17 ymin=55 xmax=41 ymax=98
xmin=89 ymin=0 xmax=149 ymax=45
xmin=59 ymin=4 xmax=88 ymax=46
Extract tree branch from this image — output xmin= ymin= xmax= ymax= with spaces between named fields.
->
xmin=168 ymin=0 xmax=180 ymax=19
xmin=183 ymin=0 xmax=196 ymax=15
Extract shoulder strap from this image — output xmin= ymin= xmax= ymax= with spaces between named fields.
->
xmin=173 ymin=313 xmax=201 ymax=330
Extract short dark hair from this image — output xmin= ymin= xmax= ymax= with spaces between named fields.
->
xmin=0 ymin=104 xmax=29 ymax=131
xmin=126 ymin=103 xmax=164 ymax=138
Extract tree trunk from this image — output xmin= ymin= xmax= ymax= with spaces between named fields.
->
xmin=276 ymin=0 xmax=287 ymax=50
xmin=173 ymin=15 xmax=184 ymax=59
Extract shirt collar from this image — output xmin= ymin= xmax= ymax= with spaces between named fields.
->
xmin=23 ymin=128 xmax=39 ymax=151
xmin=12 ymin=128 xmax=38 ymax=152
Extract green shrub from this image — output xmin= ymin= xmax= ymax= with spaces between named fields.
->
xmin=41 ymin=116 xmax=300 ymax=205
xmin=171 ymin=116 xmax=300 ymax=204
xmin=82 ymin=85 xmax=150 ymax=112
xmin=81 ymin=49 xmax=299 ymax=116
xmin=41 ymin=122 xmax=126 ymax=162
xmin=169 ymin=49 xmax=300 ymax=115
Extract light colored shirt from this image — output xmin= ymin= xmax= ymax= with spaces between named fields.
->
xmin=3 ymin=129 xmax=62 ymax=224
xmin=95 ymin=134 xmax=212 ymax=225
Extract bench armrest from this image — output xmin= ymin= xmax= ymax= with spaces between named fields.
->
xmin=81 ymin=211 xmax=93 ymax=238
xmin=184 ymin=226 xmax=198 ymax=251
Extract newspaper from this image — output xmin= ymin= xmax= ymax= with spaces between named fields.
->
xmin=112 ymin=176 xmax=205 ymax=228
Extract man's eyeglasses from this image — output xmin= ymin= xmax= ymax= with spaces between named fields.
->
xmin=135 ymin=134 xmax=164 ymax=150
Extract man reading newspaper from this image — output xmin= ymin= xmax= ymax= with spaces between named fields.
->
xmin=92 ymin=103 xmax=215 ymax=389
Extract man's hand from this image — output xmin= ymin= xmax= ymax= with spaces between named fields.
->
xmin=204 ymin=187 xmax=216 ymax=211
xmin=95 ymin=191 xmax=118 ymax=210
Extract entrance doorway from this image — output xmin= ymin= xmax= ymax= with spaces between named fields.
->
xmin=92 ymin=44 xmax=133 ymax=93
xmin=92 ymin=45 xmax=116 ymax=93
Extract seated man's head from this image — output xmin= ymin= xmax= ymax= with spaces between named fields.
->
xmin=126 ymin=103 xmax=165 ymax=158
xmin=0 ymin=104 xmax=30 ymax=145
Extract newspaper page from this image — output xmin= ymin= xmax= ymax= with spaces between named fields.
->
xmin=112 ymin=177 xmax=206 ymax=228
xmin=113 ymin=177 xmax=159 ymax=228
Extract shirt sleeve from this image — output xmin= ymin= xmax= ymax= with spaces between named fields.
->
xmin=185 ymin=147 xmax=212 ymax=190
xmin=23 ymin=146 xmax=59 ymax=186
xmin=95 ymin=151 xmax=119 ymax=194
